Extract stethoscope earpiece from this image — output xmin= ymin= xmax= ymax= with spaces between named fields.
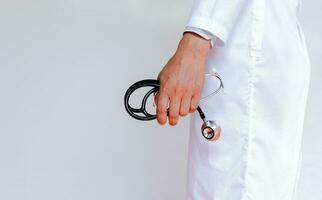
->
xmin=124 ymin=72 xmax=224 ymax=141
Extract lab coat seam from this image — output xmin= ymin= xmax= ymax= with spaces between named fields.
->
xmin=241 ymin=58 xmax=256 ymax=200
xmin=249 ymin=0 xmax=266 ymax=59
xmin=242 ymin=0 xmax=266 ymax=199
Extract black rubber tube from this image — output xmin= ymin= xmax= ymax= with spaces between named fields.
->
xmin=124 ymin=79 xmax=205 ymax=121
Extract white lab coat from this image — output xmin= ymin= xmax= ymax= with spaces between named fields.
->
xmin=185 ymin=0 xmax=311 ymax=199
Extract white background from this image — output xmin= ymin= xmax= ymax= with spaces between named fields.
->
xmin=0 ymin=0 xmax=321 ymax=200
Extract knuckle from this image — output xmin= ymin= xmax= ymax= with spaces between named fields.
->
xmin=178 ymin=84 xmax=189 ymax=94
xmin=180 ymin=113 xmax=188 ymax=117
xmin=176 ymin=84 xmax=184 ymax=92
xmin=161 ymin=84 xmax=174 ymax=96
xmin=157 ymin=105 xmax=165 ymax=113
xmin=159 ymin=87 xmax=168 ymax=95
xmin=158 ymin=70 xmax=167 ymax=81
xmin=168 ymin=90 xmax=176 ymax=97
xmin=192 ymin=87 xmax=201 ymax=95
xmin=189 ymin=109 xmax=196 ymax=113
xmin=169 ymin=84 xmax=186 ymax=96
xmin=190 ymin=105 xmax=197 ymax=112
xmin=161 ymin=81 xmax=170 ymax=89
xmin=193 ymin=89 xmax=201 ymax=97
xmin=179 ymin=110 xmax=188 ymax=116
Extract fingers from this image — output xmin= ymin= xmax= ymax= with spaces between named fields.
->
xmin=155 ymin=85 xmax=188 ymax=126
xmin=168 ymin=95 xmax=180 ymax=126
xmin=190 ymin=92 xmax=201 ymax=113
xmin=156 ymin=90 xmax=169 ymax=125
xmin=156 ymin=89 xmax=200 ymax=126
xmin=179 ymin=93 xmax=192 ymax=117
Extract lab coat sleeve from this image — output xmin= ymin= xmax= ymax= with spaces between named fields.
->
xmin=184 ymin=26 xmax=217 ymax=48
xmin=186 ymin=0 xmax=248 ymax=46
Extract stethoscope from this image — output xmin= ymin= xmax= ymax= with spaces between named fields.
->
xmin=124 ymin=72 xmax=224 ymax=141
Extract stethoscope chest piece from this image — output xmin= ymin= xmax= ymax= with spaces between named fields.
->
xmin=201 ymin=120 xmax=221 ymax=141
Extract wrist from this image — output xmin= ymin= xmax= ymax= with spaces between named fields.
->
xmin=178 ymin=32 xmax=211 ymax=58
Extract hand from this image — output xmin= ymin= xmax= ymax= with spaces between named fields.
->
xmin=155 ymin=32 xmax=211 ymax=126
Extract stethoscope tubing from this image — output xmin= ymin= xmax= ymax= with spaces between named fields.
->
xmin=124 ymin=73 xmax=224 ymax=121
xmin=124 ymin=79 xmax=160 ymax=121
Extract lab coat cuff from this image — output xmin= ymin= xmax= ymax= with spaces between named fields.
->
xmin=183 ymin=26 xmax=216 ymax=48
xmin=186 ymin=16 xmax=228 ymax=47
